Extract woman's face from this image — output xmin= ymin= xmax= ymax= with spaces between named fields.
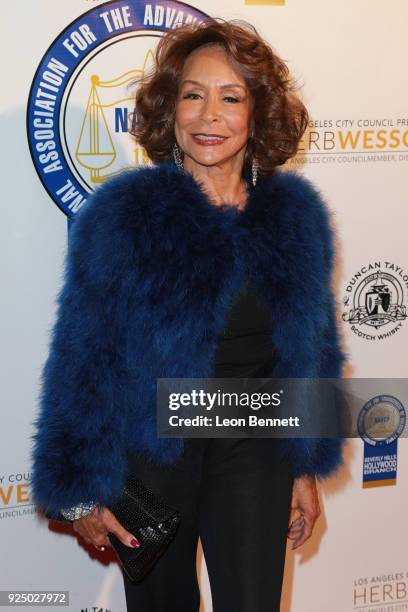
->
xmin=174 ymin=44 xmax=253 ymax=170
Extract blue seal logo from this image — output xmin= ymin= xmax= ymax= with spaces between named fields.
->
xmin=358 ymin=394 xmax=405 ymax=487
xmin=358 ymin=394 xmax=406 ymax=447
xmin=27 ymin=0 xmax=208 ymax=218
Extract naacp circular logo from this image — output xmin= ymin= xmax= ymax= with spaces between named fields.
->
xmin=342 ymin=264 xmax=407 ymax=341
xmin=358 ymin=394 xmax=406 ymax=447
xmin=26 ymin=0 xmax=208 ymax=218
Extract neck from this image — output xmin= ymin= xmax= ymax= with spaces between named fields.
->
xmin=183 ymin=154 xmax=248 ymax=209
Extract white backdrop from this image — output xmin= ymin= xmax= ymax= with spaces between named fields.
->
xmin=1 ymin=1 xmax=407 ymax=610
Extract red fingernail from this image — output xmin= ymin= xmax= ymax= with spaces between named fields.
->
xmin=131 ymin=538 xmax=140 ymax=548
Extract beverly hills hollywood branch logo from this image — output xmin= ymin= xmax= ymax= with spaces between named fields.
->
xmin=342 ymin=262 xmax=407 ymax=341
xmin=26 ymin=0 xmax=208 ymax=219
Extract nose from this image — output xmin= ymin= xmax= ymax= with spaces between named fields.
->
xmin=200 ymin=93 xmax=220 ymax=123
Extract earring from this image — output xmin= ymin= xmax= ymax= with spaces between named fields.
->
xmin=173 ymin=143 xmax=183 ymax=170
xmin=251 ymin=157 xmax=258 ymax=187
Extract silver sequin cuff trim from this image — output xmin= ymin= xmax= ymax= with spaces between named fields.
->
xmin=60 ymin=501 xmax=97 ymax=521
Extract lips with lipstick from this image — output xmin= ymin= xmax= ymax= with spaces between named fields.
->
xmin=192 ymin=133 xmax=227 ymax=145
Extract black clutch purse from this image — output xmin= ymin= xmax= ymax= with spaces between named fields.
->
xmin=44 ymin=476 xmax=181 ymax=583
xmin=106 ymin=475 xmax=181 ymax=582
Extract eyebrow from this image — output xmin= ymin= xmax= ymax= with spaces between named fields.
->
xmin=181 ymin=79 xmax=247 ymax=91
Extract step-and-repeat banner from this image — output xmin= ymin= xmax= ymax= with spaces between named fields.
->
xmin=2 ymin=1 xmax=407 ymax=610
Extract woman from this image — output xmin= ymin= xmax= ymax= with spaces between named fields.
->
xmin=31 ymin=18 xmax=346 ymax=612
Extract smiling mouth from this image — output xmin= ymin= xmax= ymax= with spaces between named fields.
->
xmin=191 ymin=134 xmax=228 ymax=145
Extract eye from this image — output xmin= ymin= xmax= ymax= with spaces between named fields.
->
xmin=182 ymin=92 xmax=201 ymax=100
xmin=182 ymin=92 xmax=240 ymax=103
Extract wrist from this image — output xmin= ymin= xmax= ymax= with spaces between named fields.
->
xmin=60 ymin=501 xmax=97 ymax=521
xmin=294 ymin=474 xmax=316 ymax=483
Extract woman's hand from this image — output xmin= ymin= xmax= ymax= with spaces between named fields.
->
xmin=72 ymin=506 xmax=140 ymax=551
xmin=287 ymin=475 xmax=320 ymax=550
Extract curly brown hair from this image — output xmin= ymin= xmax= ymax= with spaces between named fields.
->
xmin=128 ymin=17 xmax=308 ymax=175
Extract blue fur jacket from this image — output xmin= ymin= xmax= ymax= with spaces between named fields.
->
xmin=30 ymin=160 xmax=347 ymax=517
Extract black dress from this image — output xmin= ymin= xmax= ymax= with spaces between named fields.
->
xmin=212 ymin=279 xmax=278 ymax=378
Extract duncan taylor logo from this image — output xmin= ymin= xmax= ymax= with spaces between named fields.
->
xmin=342 ymin=263 xmax=407 ymax=341
xmin=26 ymin=0 xmax=208 ymax=219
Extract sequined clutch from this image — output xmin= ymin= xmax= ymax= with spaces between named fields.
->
xmin=44 ymin=476 xmax=181 ymax=583
xmin=107 ymin=475 xmax=181 ymax=582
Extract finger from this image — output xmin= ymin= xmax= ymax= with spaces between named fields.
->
xmin=291 ymin=514 xmax=312 ymax=546
xmin=288 ymin=530 xmax=304 ymax=541
xmin=291 ymin=521 xmax=313 ymax=549
xmin=289 ymin=507 xmax=300 ymax=524
xmin=288 ymin=515 xmax=304 ymax=528
xmin=91 ymin=531 xmax=111 ymax=548
xmin=101 ymin=508 xmax=140 ymax=548
xmin=287 ymin=520 xmax=304 ymax=534
xmin=93 ymin=534 xmax=111 ymax=551
xmin=76 ymin=527 xmax=108 ymax=549
xmin=288 ymin=515 xmax=304 ymax=531
xmin=86 ymin=521 xmax=112 ymax=545
xmin=287 ymin=523 xmax=305 ymax=540
xmin=79 ymin=525 xmax=110 ymax=549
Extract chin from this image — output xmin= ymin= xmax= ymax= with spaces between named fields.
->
xmin=189 ymin=151 xmax=237 ymax=168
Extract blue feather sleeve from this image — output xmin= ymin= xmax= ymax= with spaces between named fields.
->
xmin=29 ymin=179 xmax=133 ymax=517
xmin=287 ymin=175 xmax=349 ymax=480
